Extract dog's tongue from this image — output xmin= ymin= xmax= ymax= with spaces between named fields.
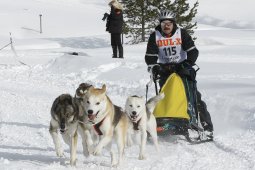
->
xmin=88 ymin=114 xmax=96 ymax=120
xmin=130 ymin=116 xmax=138 ymax=122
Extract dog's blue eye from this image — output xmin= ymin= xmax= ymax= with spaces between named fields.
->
xmin=96 ymin=102 xmax=100 ymax=105
xmin=129 ymin=105 xmax=132 ymax=107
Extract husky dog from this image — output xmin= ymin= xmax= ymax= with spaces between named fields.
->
xmin=82 ymin=84 xmax=129 ymax=167
xmin=125 ymin=93 xmax=164 ymax=160
xmin=74 ymin=82 xmax=96 ymax=153
xmin=75 ymin=83 xmax=92 ymax=99
xmin=49 ymin=94 xmax=92 ymax=166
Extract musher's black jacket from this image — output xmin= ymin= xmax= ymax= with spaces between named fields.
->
xmin=145 ymin=24 xmax=199 ymax=65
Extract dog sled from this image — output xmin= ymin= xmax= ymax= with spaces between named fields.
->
xmin=146 ymin=64 xmax=212 ymax=144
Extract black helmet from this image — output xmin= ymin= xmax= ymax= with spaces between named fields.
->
xmin=159 ymin=10 xmax=176 ymax=22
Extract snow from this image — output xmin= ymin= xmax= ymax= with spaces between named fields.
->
xmin=0 ymin=0 xmax=255 ymax=169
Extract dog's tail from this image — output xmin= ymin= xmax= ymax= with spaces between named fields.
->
xmin=146 ymin=93 xmax=165 ymax=114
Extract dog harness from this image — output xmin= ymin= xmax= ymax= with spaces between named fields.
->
xmin=93 ymin=105 xmax=124 ymax=135
xmin=132 ymin=119 xmax=141 ymax=130
xmin=93 ymin=117 xmax=106 ymax=135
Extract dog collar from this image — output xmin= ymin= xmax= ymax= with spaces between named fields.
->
xmin=132 ymin=118 xmax=141 ymax=130
xmin=93 ymin=116 xmax=106 ymax=135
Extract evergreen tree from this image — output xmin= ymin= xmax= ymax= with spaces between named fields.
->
xmin=122 ymin=0 xmax=158 ymax=44
xmin=172 ymin=0 xmax=199 ymax=37
xmin=122 ymin=0 xmax=198 ymax=43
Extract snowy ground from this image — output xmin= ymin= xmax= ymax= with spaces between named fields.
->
xmin=0 ymin=0 xmax=255 ymax=170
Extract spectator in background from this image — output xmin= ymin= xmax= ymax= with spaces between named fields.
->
xmin=106 ymin=0 xmax=124 ymax=58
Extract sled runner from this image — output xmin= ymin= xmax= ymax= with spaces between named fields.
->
xmin=146 ymin=64 xmax=212 ymax=144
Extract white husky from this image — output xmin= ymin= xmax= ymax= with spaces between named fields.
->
xmin=125 ymin=93 xmax=164 ymax=160
xmin=82 ymin=84 xmax=129 ymax=167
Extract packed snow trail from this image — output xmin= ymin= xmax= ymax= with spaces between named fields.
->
xmin=0 ymin=0 xmax=255 ymax=167
xmin=1 ymin=35 xmax=255 ymax=169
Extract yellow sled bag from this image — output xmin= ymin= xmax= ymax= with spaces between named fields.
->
xmin=153 ymin=73 xmax=190 ymax=120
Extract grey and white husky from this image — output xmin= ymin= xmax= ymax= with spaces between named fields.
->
xmin=49 ymin=94 xmax=93 ymax=166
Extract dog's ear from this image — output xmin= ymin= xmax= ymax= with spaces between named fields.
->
xmin=141 ymin=96 xmax=146 ymax=103
xmin=59 ymin=94 xmax=66 ymax=101
xmin=79 ymin=89 xmax=88 ymax=95
xmin=79 ymin=83 xmax=92 ymax=90
xmin=51 ymin=96 xmax=60 ymax=114
xmin=102 ymin=84 xmax=106 ymax=93
xmin=125 ymin=96 xmax=131 ymax=103
xmin=87 ymin=85 xmax=94 ymax=92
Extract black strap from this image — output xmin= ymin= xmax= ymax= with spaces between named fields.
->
xmin=146 ymin=84 xmax=149 ymax=102
xmin=154 ymin=78 xmax=158 ymax=95
xmin=178 ymin=68 xmax=191 ymax=77
xmin=93 ymin=117 xmax=106 ymax=135
xmin=133 ymin=119 xmax=141 ymax=130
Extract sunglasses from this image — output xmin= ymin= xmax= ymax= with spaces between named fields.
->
xmin=161 ymin=21 xmax=173 ymax=27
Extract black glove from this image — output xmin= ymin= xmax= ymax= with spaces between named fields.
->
xmin=148 ymin=64 xmax=160 ymax=80
xmin=147 ymin=65 xmax=153 ymax=73
xmin=147 ymin=64 xmax=159 ymax=73
xmin=151 ymin=65 xmax=160 ymax=76
xmin=177 ymin=61 xmax=197 ymax=80
xmin=182 ymin=60 xmax=194 ymax=67
xmin=102 ymin=13 xmax=109 ymax=21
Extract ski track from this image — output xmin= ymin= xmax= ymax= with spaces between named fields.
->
xmin=213 ymin=140 xmax=254 ymax=169
xmin=84 ymin=61 xmax=124 ymax=80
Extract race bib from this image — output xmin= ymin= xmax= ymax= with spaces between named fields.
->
xmin=155 ymin=28 xmax=187 ymax=64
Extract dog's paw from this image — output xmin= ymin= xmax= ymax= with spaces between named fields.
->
xmin=87 ymin=145 xmax=94 ymax=154
xmin=83 ymin=145 xmax=94 ymax=157
xmin=93 ymin=147 xmax=102 ymax=156
xmin=82 ymin=149 xmax=90 ymax=157
xmin=111 ymin=160 xmax=123 ymax=168
xmin=110 ymin=151 xmax=117 ymax=167
xmin=56 ymin=149 xmax=64 ymax=157
xmin=111 ymin=163 xmax=119 ymax=168
xmin=70 ymin=159 xmax=77 ymax=167
xmin=138 ymin=154 xmax=146 ymax=160
xmin=126 ymin=139 xmax=133 ymax=147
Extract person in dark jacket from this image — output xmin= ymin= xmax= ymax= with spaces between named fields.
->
xmin=145 ymin=10 xmax=214 ymax=140
xmin=106 ymin=0 xmax=124 ymax=58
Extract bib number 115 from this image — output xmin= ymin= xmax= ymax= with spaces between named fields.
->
xmin=163 ymin=46 xmax=176 ymax=56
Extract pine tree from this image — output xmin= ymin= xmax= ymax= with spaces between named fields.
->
xmin=122 ymin=0 xmax=158 ymax=44
xmin=122 ymin=0 xmax=199 ymax=43
xmin=172 ymin=0 xmax=199 ymax=37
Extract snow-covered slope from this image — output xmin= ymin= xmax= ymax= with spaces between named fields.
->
xmin=0 ymin=0 xmax=255 ymax=169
